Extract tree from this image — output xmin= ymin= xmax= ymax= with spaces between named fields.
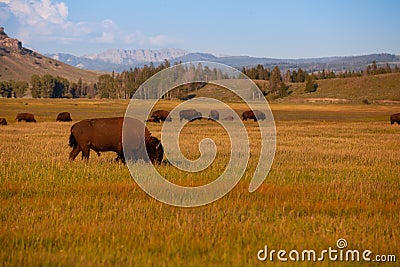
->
xmin=269 ymin=66 xmax=282 ymax=95
xmin=30 ymin=75 xmax=42 ymax=98
xmin=97 ymin=74 xmax=115 ymax=98
xmin=13 ymin=81 xmax=29 ymax=98
xmin=305 ymin=75 xmax=318 ymax=93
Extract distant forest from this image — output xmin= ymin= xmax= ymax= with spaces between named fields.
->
xmin=1 ymin=59 xmax=399 ymax=99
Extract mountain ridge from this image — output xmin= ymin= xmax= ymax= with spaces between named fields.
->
xmin=46 ymin=49 xmax=400 ymax=73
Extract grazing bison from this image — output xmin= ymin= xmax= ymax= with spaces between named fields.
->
xmin=69 ymin=117 xmax=154 ymax=163
xmin=56 ymin=112 xmax=72 ymax=122
xmin=208 ymin=110 xmax=219 ymax=121
xmin=0 ymin=118 xmax=7 ymax=125
xmin=179 ymin=109 xmax=202 ymax=122
xmin=151 ymin=110 xmax=172 ymax=122
xmin=16 ymin=113 xmax=36 ymax=122
xmin=222 ymin=115 xmax=234 ymax=121
xmin=390 ymin=113 xmax=400 ymax=125
xmin=242 ymin=110 xmax=266 ymax=122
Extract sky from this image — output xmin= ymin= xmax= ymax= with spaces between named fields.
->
xmin=0 ymin=0 xmax=399 ymax=58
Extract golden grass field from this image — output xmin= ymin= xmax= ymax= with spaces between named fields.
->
xmin=0 ymin=98 xmax=399 ymax=266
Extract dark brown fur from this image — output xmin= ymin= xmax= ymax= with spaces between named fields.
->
xmin=151 ymin=110 xmax=172 ymax=122
xmin=179 ymin=109 xmax=202 ymax=122
xmin=390 ymin=113 xmax=400 ymax=125
xmin=16 ymin=113 xmax=36 ymax=122
xmin=146 ymin=136 xmax=164 ymax=164
xmin=208 ymin=110 xmax=219 ymax=121
xmin=69 ymin=117 xmax=152 ymax=163
xmin=0 ymin=118 xmax=7 ymax=125
xmin=56 ymin=112 xmax=72 ymax=122
xmin=242 ymin=110 xmax=266 ymax=121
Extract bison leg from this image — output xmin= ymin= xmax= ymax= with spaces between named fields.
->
xmin=81 ymin=146 xmax=90 ymax=160
xmin=69 ymin=146 xmax=82 ymax=161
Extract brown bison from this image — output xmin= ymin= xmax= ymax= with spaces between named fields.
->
xmin=390 ymin=113 xmax=400 ymax=125
xmin=145 ymin=118 xmax=159 ymax=123
xmin=16 ymin=113 xmax=36 ymax=122
xmin=151 ymin=110 xmax=172 ymax=122
xmin=179 ymin=109 xmax=202 ymax=122
xmin=222 ymin=115 xmax=234 ymax=121
xmin=0 ymin=118 xmax=7 ymax=125
xmin=57 ymin=112 xmax=72 ymax=122
xmin=242 ymin=110 xmax=266 ymax=121
xmin=69 ymin=117 xmax=158 ymax=163
xmin=208 ymin=110 xmax=219 ymax=121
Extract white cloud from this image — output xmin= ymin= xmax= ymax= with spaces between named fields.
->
xmin=0 ymin=0 xmax=182 ymax=52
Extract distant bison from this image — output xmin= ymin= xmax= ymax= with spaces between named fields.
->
xmin=151 ymin=110 xmax=172 ymax=122
xmin=56 ymin=112 xmax=72 ymax=122
xmin=69 ymin=117 xmax=156 ymax=163
xmin=222 ymin=115 xmax=234 ymax=121
xmin=208 ymin=110 xmax=219 ymax=121
xmin=0 ymin=118 xmax=7 ymax=125
xmin=145 ymin=118 xmax=159 ymax=123
xmin=390 ymin=113 xmax=400 ymax=125
xmin=179 ymin=109 xmax=202 ymax=122
xmin=16 ymin=113 xmax=36 ymax=122
xmin=242 ymin=110 xmax=266 ymax=122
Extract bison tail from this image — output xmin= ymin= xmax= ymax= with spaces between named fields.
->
xmin=69 ymin=132 xmax=78 ymax=148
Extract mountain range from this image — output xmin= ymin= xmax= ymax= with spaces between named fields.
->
xmin=46 ymin=49 xmax=400 ymax=73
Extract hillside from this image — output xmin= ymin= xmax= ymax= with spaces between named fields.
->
xmin=175 ymin=73 xmax=400 ymax=104
xmin=0 ymin=28 xmax=99 ymax=83
xmin=286 ymin=73 xmax=400 ymax=103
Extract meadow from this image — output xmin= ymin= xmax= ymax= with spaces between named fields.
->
xmin=0 ymin=98 xmax=399 ymax=266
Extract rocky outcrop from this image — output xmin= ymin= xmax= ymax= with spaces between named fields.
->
xmin=0 ymin=27 xmax=23 ymax=51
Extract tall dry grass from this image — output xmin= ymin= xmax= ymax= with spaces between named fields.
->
xmin=0 ymin=99 xmax=399 ymax=266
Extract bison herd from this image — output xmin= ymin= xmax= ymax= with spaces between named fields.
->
xmin=1 ymin=109 xmax=399 ymax=165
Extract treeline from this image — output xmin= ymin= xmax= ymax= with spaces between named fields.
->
xmin=96 ymin=60 xmax=228 ymax=99
xmin=97 ymin=59 xmax=171 ymax=99
xmin=242 ymin=61 xmax=400 ymax=82
xmin=30 ymin=74 xmax=96 ymax=98
xmin=2 ymin=59 xmax=399 ymax=99
xmin=0 ymin=80 xmax=29 ymax=98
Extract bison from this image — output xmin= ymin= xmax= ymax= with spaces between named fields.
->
xmin=151 ymin=110 xmax=172 ymax=122
xmin=242 ymin=110 xmax=266 ymax=122
xmin=208 ymin=110 xmax=219 ymax=121
xmin=0 ymin=118 xmax=7 ymax=125
xmin=222 ymin=115 xmax=234 ymax=121
xmin=16 ymin=113 xmax=36 ymax=122
xmin=179 ymin=109 xmax=202 ymax=122
xmin=57 ymin=112 xmax=72 ymax=122
xmin=69 ymin=117 xmax=159 ymax=163
xmin=390 ymin=113 xmax=400 ymax=125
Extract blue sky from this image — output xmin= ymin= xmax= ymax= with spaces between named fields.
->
xmin=0 ymin=0 xmax=399 ymax=58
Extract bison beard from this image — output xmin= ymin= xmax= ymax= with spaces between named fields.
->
xmin=69 ymin=117 xmax=162 ymax=164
